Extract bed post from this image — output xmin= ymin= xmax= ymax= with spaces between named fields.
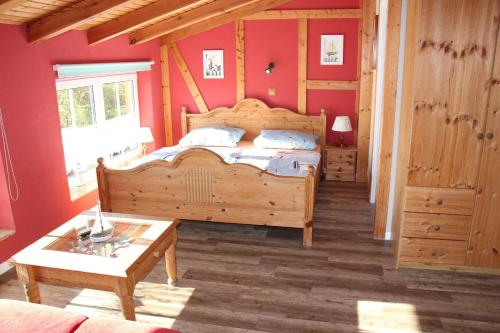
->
xmin=319 ymin=108 xmax=326 ymax=149
xmin=96 ymin=158 xmax=111 ymax=212
xmin=181 ymin=106 xmax=188 ymax=136
xmin=303 ymin=165 xmax=316 ymax=247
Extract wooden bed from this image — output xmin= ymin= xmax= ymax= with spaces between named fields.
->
xmin=96 ymin=99 xmax=326 ymax=246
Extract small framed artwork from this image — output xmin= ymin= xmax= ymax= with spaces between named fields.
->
xmin=203 ymin=50 xmax=224 ymax=79
xmin=320 ymin=35 xmax=344 ymax=65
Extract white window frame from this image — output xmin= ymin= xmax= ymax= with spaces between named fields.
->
xmin=55 ymin=73 xmax=142 ymax=200
xmin=56 ymin=73 xmax=140 ymax=130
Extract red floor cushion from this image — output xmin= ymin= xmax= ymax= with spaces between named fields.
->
xmin=0 ymin=299 xmax=87 ymax=333
xmin=76 ymin=318 xmax=181 ymax=333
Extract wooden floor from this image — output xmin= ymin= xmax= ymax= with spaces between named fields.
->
xmin=2 ymin=182 xmax=500 ymax=333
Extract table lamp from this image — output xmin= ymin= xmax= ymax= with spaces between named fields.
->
xmin=332 ymin=116 xmax=352 ymax=147
xmin=137 ymin=127 xmax=154 ymax=156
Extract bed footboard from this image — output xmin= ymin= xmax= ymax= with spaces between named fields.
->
xmin=96 ymin=148 xmax=317 ymax=247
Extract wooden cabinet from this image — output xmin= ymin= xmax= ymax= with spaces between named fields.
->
xmin=394 ymin=0 xmax=500 ymax=273
xmin=324 ymin=146 xmax=356 ymax=182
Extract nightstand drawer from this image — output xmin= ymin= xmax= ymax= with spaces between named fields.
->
xmin=327 ymin=151 xmax=356 ymax=163
xmin=399 ymin=237 xmax=467 ymax=265
xmin=326 ymin=160 xmax=355 ymax=170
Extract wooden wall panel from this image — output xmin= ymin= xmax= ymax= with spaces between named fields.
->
xmin=297 ymin=18 xmax=307 ymax=114
xmin=356 ymin=0 xmax=376 ymax=183
xmin=467 ymin=17 xmax=500 ymax=268
xmin=373 ymin=0 xmax=402 ymax=239
xmin=236 ymin=20 xmax=245 ymax=101
xmin=169 ymin=43 xmax=208 ymax=113
xmin=160 ymin=45 xmax=174 ymax=146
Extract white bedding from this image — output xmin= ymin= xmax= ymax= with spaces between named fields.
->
xmin=132 ymin=141 xmax=321 ymax=177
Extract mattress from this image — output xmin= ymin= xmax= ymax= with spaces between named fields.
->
xmin=133 ymin=141 xmax=321 ymax=177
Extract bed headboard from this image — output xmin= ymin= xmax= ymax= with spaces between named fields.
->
xmin=181 ymin=98 xmax=327 ymax=148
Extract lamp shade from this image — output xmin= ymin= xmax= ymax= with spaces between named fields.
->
xmin=332 ymin=116 xmax=352 ymax=132
xmin=137 ymin=127 xmax=154 ymax=143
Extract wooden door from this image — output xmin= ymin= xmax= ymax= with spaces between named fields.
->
xmin=406 ymin=0 xmax=499 ymax=189
xmin=467 ymin=22 xmax=500 ymax=268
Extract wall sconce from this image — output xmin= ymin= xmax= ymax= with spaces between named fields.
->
xmin=264 ymin=62 xmax=275 ymax=74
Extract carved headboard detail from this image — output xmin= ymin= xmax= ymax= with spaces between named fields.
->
xmin=181 ymin=98 xmax=326 ymax=149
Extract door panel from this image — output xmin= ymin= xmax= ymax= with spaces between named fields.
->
xmin=467 ymin=26 xmax=500 ymax=268
xmin=407 ymin=0 xmax=500 ymax=188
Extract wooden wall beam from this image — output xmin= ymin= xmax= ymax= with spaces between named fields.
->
xmin=27 ymin=0 xmax=134 ymax=44
xmin=373 ymin=0 xmax=402 ymax=239
xmin=0 ymin=0 xmax=28 ymax=13
xmin=307 ymin=80 xmax=359 ymax=91
xmin=356 ymin=0 xmax=376 ymax=183
xmin=236 ymin=20 xmax=245 ymax=101
xmin=160 ymin=45 xmax=174 ymax=146
xmin=245 ymin=8 xmax=362 ymax=20
xmin=130 ymin=0 xmax=259 ymax=45
xmin=87 ymin=0 xmax=211 ymax=45
xmin=160 ymin=0 xmax=291 ymax=44
xmin=297 ymin=18 xmax=307 ymax=114
xmin=169 ymin=43 xmax=208 ymax=113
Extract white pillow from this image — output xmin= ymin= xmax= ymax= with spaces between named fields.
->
xmin=253 ymin=130 xmax=318 ymax=150
xmin=179 ymin=125 xmax=245 ymax=147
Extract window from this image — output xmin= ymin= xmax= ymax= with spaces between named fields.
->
xmin=56 ymin=74 xmax=141 ymax=200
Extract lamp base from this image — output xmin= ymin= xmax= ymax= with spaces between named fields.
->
xmin=336 ymin=134 xmax=346 ymax=148
xmin=142 ymin=143 xmax=148 ymax=157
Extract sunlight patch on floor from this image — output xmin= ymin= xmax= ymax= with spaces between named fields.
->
xmin=62 ymin=283 xmax=196 ymax=328
xmin=357 ymin=300 xmax=422 ymax=333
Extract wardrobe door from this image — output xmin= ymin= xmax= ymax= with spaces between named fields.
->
xmin=467 ymin=24 xmax=500 ymax=268
xmin=406 ymin=0 xmax=499 ymax=189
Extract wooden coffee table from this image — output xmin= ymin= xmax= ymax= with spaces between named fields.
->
xmin=11 ymin=211 xmax=179 ymax=321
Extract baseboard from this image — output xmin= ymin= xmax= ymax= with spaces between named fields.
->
xmin=0 ymin=261 xmax=13 ymax=276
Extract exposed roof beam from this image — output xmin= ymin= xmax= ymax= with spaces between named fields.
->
xmin=87 ymin=0 xmax=212 ymax=45
xmin=160 ymin=0 xmax=291 ymax=44
xmin=129 ymin=0 xmax=261 ymax=45
xmin=27 ymin=0 xmax=135 ymax=44
xmin=0 ymin=0 xmax=29 ymax=13
xmin=245 ymin=9 xmax=362 ymax=20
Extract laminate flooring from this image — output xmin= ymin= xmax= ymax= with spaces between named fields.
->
xmin=1 ymin=182 xmax=500 ymax=333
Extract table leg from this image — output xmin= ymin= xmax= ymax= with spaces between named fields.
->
xmin=165 ymin=230 xmax=178 ymax=286
xmin=115 ymin=278 xmax=136 ymax=321
xmin=15 ymin=264 xmax=41 ymax=304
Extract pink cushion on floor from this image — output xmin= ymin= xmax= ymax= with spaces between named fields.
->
xmin=0 ymin=299 xmax=87 ymax=333
xmin=76 ymin=318 xmax=181 ymax=333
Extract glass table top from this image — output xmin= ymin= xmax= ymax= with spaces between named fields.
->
xmin=45 ymin=221 xmax=149 ymax=258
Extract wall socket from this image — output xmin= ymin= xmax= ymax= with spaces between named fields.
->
xmin=268 ymin=87 xmax=276 ymax=96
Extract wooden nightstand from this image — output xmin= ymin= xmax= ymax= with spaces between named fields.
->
xmin=324 ymin=145 xmax=357 ymax=182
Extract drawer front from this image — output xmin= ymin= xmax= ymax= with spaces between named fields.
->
xmin=326 ymin=172 xmax=355 ymax=182
xmin=404 ymin=186 xmax=475 ymax=215
xmin=327 ymin=150 xmax=356 ymax=163
xmin=327 ymin=160 xmax=355 ymax=172
xmin=402 ymin=212 xmax=472 ymax=240
xmin=399 ymin=237 xmax=467 ymax=265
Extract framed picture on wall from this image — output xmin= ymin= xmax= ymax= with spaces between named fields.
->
xmin=203 ymin=50 xmax=224 ymax=79
xmin=320 ymin=35 xmax=344 ymax=65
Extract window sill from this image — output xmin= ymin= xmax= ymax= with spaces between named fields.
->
xmin=0 ymin=229 xmax=15 ymax=242
xmin=68 ymin=149 xmax=143 ymax=201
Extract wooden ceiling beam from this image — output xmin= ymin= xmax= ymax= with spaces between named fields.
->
xmin=87 ymin=0 xmax=212 ymax=45
xmin=129 ymin=0 xmax=262 ymax=45
xmin=27 ymin=0 xmax=135 ymax=44
xmin=160 ymin=0 xmax=292 ymax=44
xmin=0 ymin=0 xmax=28 ymax=13
xmin=245 ymin=9 xmax=362 ymax=20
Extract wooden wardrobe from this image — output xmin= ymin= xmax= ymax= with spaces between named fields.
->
xmin=392 ymin=0 xmax=500 ymax=273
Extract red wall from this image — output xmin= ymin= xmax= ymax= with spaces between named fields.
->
xmin=0 ymin=24 xmax=163 ymax=262
xmin=169 ymin=0 xmax=360 ymax=145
